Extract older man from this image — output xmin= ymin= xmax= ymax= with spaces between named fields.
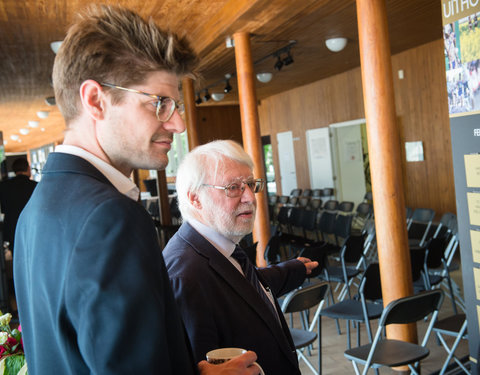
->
xmin=163 ymin=140 xmax=317 ymax=375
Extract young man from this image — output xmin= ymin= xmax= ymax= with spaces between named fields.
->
xmin=163 ymin=140 xmax=318 ymax=375
xmin=14 ymin=5 xmax=259 ymax=375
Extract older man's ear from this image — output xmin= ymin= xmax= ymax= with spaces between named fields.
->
xmin=187 ymin=191 xmax=202 ymax=209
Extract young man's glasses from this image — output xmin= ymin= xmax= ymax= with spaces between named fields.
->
xmin=202 ymin=179 xmax=265 ymax=198
xmin=101 ymin=82 xmax=184 ymax=122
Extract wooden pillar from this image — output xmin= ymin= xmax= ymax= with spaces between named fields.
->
xmin=156 ymin=169 xmax=172 ymax=225
xmin=182 ymin=77 xmax=200 ymax=150
xmin=357 ymin=0 xmax=416 ymax=345
xmin=233 ymin=31 xmax=270 ymax=267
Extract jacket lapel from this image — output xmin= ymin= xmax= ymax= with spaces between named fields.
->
xmin=178 ymin=223 xmax=298 ymax=365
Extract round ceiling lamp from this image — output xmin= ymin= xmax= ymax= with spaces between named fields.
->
xmin=37 ymin=111 xmax=49 ymax=119
xmin=28 ymin=120 xmax=40 ymax=128
xmin=325 ymin=37 xmax=348 ymax=52
xmin=211 ymin=93 xmax=225 ymax=101
xmin=50 ymin=41 xmax=63 ymax=54
xmin=19 ymin=128 xmax=30 ymax=135
xmin=10 ymin=134 xmax=19 ymax=141
xmin=256 ymin=72 xmax=273 ymax=83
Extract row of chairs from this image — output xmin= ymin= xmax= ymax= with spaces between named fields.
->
xmin=275 ymin=208 xmax=469 ymax=374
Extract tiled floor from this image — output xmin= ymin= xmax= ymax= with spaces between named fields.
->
xmin=295 ymin=268 xmax=471 ymax=374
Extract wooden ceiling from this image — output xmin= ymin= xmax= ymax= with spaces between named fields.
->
xmin=0 ymin=0 xmax=443 ymax=153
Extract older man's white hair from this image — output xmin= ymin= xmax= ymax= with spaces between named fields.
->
xmin=176 ymin=140 xmax=253 ymax=222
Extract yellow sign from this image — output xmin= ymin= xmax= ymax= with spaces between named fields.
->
xmin=465 ymin=154 xmax=480 ymax=187
xmin=474 ymin=268 xmax=480 ymax=299
xmin=442 ymin=0 xmax=480 ymax=25
xmin=471 ymin=230 xmax=480 ymax=262
xmin=467 ymin=192 xmax=480 ymax=226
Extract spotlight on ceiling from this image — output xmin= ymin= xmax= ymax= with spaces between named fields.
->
xmin=37 ymin=111 xmax=49 ymax=119
xmin=203 ymin=89 xmax=211 ymax=102
xmin=325 ymin=37 xmax=348 ymax=52
xmin=28 ymin=121 xmax=40 ymax=128
xmin=224 ymin=74 xmax=232 ymax=93
xmin=256 ymin=72 xmax=273 ymax=83
xmin=19 ymin=128 xmax=30 ymax=135
xmin=10 ymin=134 xmax=19 ymax=141
xmin=45 ymin=96 xmax=56 ymax=106
xmin=50 ymin=41 xmax=63 ymax=54
xmin=274 ymin=55 xmax=284 ymax=71
xmin=195 ymin=94 xmax=203 ymax=105
xmin=211 ymin=93 xmax=225 ymax=101
xmin=283 ymin=50 xmax=294 ymax=65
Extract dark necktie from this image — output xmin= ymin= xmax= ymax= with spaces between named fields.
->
xmin=231 ymin=245 xmax=280 ymax=323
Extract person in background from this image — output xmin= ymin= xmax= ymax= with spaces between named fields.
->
xmin=0 ymin=158 xmax=37 ymax=252
xmin=163 ymin=140 xmax=318 ymax=375
xmin=13 ymin=5 xmax=259 ymax=375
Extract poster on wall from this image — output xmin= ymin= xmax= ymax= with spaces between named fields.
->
xmin=443 ymin=0 xmax=480 ymax=371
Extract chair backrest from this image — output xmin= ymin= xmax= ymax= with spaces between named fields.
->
xmin=338 ymin=201 xmax=355 ymax=213
xmin=356 ymin=202 xmax=372 ymax=217
xmin=264 ymin=234 xmax=282 ymax=264
xmin=317 ymin=210 xmax=337 ymax=237
xmin=342 ymin=233 xmax=365 ymax=263
xmin=309 ymin=198 xmax=322 ymax=210
xmin=321 ymin=188 xmax=334 ymax=198
xmin=333 ymin=214 xmax=353 ymax=241
xmin=268 ymin=195 xmax=278 ymax=205
xmin=425 ymin=236 xmax=448 ymax=269
xmin=300 ymin=209 xmax=317 ymax=232
xmin=361 ymin=263 xmax=383 ymax=301
xmin=312 ymin=189 xmax=322 ymax=198
xmin=302 ymin=189 xmax=312 ymax=197
xmin=363 ymin=191 xmax=373 ymax=202
xmin=281 ymin=282 xmax=329 ymax=314
xmin=298 ymin=196 xmax=310 ymax=208
xmin=380 ymin=289 xmax=444 ymax=327
xmin=290 ymin=188 xmax=302 ymax=197
xmin=410 ymin=246 xmax=427 ymax=283
xmin=278 ymin=195 xmax=290 ymax=205
xmin=408 ymin=208 xmax=435 ymax=245
xmin=323 ymin=199 xmax=339 ymax=211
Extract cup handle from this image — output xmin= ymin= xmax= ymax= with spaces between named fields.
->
xmin=253 ymin=362 xmax=265 ymax=375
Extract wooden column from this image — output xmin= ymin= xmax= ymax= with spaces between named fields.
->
xmin=182 ymin=77 xmax=200 ymax=150
xmin=233 ymin=31 xmax=270 ymax=267
xmin=357 ymin=0 xmax=416 ymax=344
xmin=156 ymin=169 xmax=172 ymax=225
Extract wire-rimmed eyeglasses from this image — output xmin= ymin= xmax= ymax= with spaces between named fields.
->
xmin=101 ymin=82 xmax=184 ymax=122
xmin=202 ymin=179 xmax=265 ymax=198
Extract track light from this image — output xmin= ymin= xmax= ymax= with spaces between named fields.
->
xmin=203 ymin=89 xmax=211 ymax=102
xmin=274 ymin=55 xmax=284 ymax=71
xmin=283 ymin=50 xmax=294 ymax=65
xmin=224 ymin=80 xmax=232 ymax=93
xmin=195 ymin=94 xmax=203 ymax=105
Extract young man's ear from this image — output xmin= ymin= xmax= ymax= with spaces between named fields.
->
xmin=79 ymin=80 xmax=106 ymax=121
xmin=187 ymin=191 xmax=202 ymax=209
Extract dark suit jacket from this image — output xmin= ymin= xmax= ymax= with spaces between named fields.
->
xmin=14 ymin=153 xmax=195 ymax=375
xmin=163 ymin=222 xmax=306 ymax=375
xmin=0 ymin=174 xmax=37 ymax=249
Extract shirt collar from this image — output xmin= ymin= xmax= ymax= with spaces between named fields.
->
xmin=188 ymin=218 xmax=236 ymax=257
xmin=54 ymin=145 xmax=140 ymax=201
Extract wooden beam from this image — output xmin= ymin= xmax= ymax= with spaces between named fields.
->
xmin=357 ymin=0 xmax=416 ymax=345
xmin=233 ymin=31 xmax=270 ymax=267
xmin=182 ymin=77 xmax=200 ymax=150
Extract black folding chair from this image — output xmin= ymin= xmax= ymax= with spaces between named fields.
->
xmin=344 ymin=289 xmax=444 ymax=375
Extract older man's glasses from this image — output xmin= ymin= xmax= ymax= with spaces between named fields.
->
xmin=101 ymin=82 xmax=184 ymax=122
xmin=202 ymin=179 xmax=265 ymax=198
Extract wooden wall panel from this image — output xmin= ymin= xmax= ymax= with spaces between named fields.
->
xmin=196 ymin=105 xmax=243 ymax=146
xmin=258 ymin=39 xmax=455 ymax=217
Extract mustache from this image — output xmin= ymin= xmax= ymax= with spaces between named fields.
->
xmin=151 ymin=133 xmax=173 ymax=143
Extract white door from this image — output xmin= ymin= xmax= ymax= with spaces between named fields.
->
xmin=276 ymin=131 xmax=297 ymax=196
xmin=330 ymin=119 xmax=367 ymax=206
xmin=306 ymin=127 xmax=334 ymax=189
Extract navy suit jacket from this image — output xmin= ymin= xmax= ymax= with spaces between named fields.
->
xmin=163 ymin=222 xmax=306 ymax=375
xmin=14 ymin=153 xmax=195 ymax=375
xmin=0 ymin=174 xmax=37 ymax=249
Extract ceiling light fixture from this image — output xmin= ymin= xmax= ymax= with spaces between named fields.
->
xmin=274 ymin=55 xmax=284 ymax=71
xmin=37 ymin=111 xmax=49 ymax=119
xmin=45 ymin=96 xmax=56 ymax=106
xmin=50 ymin=41 xmax=63 ymax=54
xmin=195 ymin=94 xmax=203 ymax=105
xmin=10 ymin=134 xmax=19 ymax=141
xmin=283 ymin=50 xmax=294 ymax=65
xmin=19 ymin=128 xmax=30 ymax=135
xmin=256 ymin=72 xmax=273 ymax=83
xmin=28 ymin=120 xmax=39 ymax=128
xmin=325 ymin=37 xmax=348 ymax=52
xmin=211 ymin=93 xmax=225 ymax=101
xmin=224 ymin=74 xmax=232 ymax=93
xmin=203 ymin=89 xmax=211 ymax=102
